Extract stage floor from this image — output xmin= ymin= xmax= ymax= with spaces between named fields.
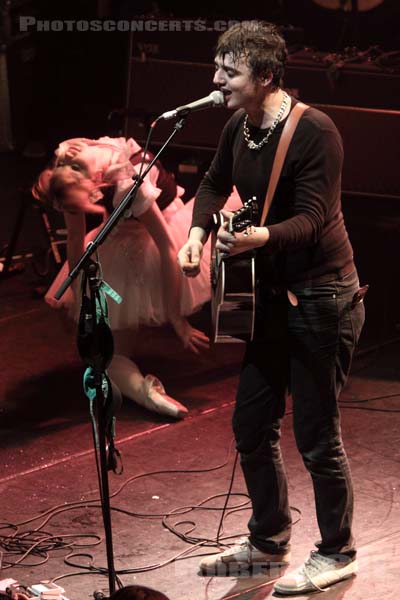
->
xmin=1 ymin=266 xmax=400 ymax=600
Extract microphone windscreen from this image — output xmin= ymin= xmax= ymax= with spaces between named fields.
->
xmin=210 ymin=90 xmax=225 ymax=106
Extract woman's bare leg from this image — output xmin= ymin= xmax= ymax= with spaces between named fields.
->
xmin=108 ymin=331 xmax=188 ymax=419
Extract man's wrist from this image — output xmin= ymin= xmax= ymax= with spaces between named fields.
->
xmin=188 ymin=226 xmax=207 ymax=244
xmin=256 ymin=226 xmax=269 ymax=246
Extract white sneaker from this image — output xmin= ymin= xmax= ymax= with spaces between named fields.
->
xmin=274 ymin=550 xmax=358 ymax=595
xmin=199 ymin=537 xmax=290 ymax=575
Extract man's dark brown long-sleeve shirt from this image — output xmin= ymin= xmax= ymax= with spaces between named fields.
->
xmin=192 ymin=99 xmax=354 ymax=285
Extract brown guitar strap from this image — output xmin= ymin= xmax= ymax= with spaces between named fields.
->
xmin=258 ymin=100 xmax=309 ymax=307
xmin=259 ymin=101 xmax=309 ymax=227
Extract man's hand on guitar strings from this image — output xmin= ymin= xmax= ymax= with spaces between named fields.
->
xmin=216 ymin=210 xmax=270 ymax=256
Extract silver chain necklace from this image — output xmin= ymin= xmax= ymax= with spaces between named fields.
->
xmin=243 ymin=91 xmax=289 ymax=151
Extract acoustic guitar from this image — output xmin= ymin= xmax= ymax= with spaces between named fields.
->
xmin=211 ymin=198 xmax=259 ymax=343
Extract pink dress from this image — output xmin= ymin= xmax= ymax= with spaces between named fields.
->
xmin=45 ymin=137 xmax=242 ymax=331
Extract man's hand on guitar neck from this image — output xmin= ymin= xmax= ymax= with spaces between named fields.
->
xmin=216 ymin=209 xmax=270 ymax=256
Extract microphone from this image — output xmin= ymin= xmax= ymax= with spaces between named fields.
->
xmin=159 ymin=90 xmax=225 ymax=120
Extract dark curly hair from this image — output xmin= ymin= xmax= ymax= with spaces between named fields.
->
xmin=215 ymin=20 xmax=287 ymax=89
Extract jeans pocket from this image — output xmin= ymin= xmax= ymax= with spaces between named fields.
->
xmin=349 ymin=299 xmax=365 ymax=345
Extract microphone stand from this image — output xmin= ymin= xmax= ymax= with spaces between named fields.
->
xmin=54 ymin=117 xmax=187 ymax=597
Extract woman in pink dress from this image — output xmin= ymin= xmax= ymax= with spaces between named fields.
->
xmin=33 ymin=136 xmax=241 ymax=419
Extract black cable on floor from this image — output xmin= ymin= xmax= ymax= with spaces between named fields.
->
xmin=0 ymin=443 xmax=302 ymax=585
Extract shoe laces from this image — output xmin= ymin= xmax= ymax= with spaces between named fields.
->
xmin=301 ymin=551 xmax=337 ymax=592
xmin=222 ymin=537 xmax=250 ymax=557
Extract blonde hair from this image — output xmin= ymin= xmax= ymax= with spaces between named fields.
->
xmin=32 ymin=165 xmax=109 ymax=212
xmin=33 ymin=137 xmax=142 ymax=211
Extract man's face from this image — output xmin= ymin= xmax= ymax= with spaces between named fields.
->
xmin=213 ymin=52 xmax=267 ymax=112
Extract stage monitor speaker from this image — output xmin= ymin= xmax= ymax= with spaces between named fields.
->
xmin=285 ymin=50 xmax=400 ymax=111
xmin=314 ymin=103 xmax=400 ymax=198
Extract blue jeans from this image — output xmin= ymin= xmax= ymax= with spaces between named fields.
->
xmin=233 ymin=270 xmax=365 ymax=558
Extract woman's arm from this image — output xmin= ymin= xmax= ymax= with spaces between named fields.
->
xmin=138 ymin=202 xmax=209 ymax=353
xmin=64 ymin=211 xmax=86 ymax=272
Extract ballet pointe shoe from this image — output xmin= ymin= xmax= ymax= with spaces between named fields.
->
xmin=140 ymin=375 xmax=189 ymax=419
